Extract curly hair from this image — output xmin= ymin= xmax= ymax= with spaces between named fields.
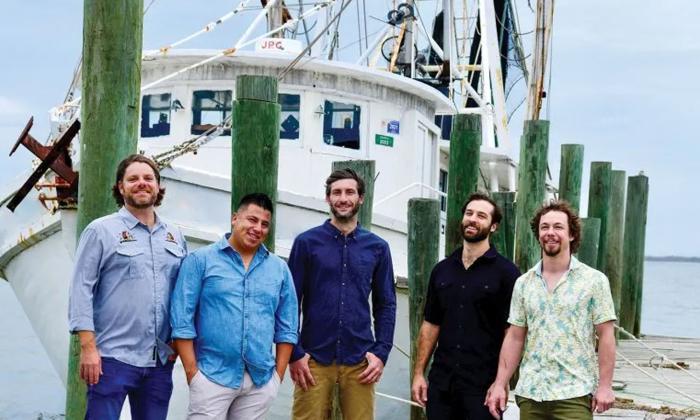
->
xmin=111 ymin=154 xmax=165 ymax=207
xmin=530 ymin=200 xmax=582 ymax=253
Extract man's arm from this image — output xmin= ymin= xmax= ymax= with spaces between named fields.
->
xmin=273 ymin=266 xmax=299 ymax=383
xmin=275 ymin=343 xmax=294 ymax=380
xmin=172 ymin=339 xmax=198 ymax=384
xmin=411 ymin=321 xmax=440 ymax=407
xmin=485 ymin=325 xmax=527 ymax=418
xmin=170 ymin=253 xmax=203 ymax=383
xmin=286 ymin=237 xmax=307 ymax=362
xmin=592 ymin=320 xmax=615 ymax=413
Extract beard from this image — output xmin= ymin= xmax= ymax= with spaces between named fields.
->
xmin=541 ymin=241 xmax=563 ymax=257
xmin=330 ymin=201 xmax=361 ymax=223
xmin=124 ymin=189 xmax=158 ymax=209
xmin=461 ymin=222 xmax=491 ymax=243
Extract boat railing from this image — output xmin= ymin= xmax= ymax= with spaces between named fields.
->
xmin=373 ymin=182 xmax=445 ymax=210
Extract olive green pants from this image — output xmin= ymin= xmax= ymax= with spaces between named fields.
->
xmin=292 ymin=359 xmax=374 ymax=420
xmin=515 ymin=395 xmax=592 ymax=420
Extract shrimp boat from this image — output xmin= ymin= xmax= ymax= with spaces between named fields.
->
xmin=0 ymin=0 xmax=544 ymax=417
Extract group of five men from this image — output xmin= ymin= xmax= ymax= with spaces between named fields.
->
xmin=69 ymin=154 xmax=616 ymax=419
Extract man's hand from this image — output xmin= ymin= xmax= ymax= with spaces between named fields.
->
xmin=358 ymin=352 xmax=384 ymax=384
xmin=289 ymin=353 xmax=316 ymax=391
xmin=484 ymin=382 xmax=508 ymax=419
xmin=411 ymin=374 xmax=428 ymax=407
xmin=592 ymin=385 xmax=614 ymax=413
xmin=185 ymin=366 xmax=199 ymax=385
xmin=79 ymin=344 xmax=102 ymax=385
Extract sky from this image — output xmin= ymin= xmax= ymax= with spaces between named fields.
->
xmin=0 ymin=1 xmax=697 ymax=257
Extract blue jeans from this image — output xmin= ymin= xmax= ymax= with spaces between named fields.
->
xmin=85 ymin=357 xmax=174 ymax=420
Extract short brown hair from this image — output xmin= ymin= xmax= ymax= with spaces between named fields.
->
xmin=112 ymin=154 xmax=165 ymax=207
xmin=325 ymin=168 xmax=366 ymax=197
xmin=530 ymin=200 xmax=581 ymax=253
xmin=461 ymin=192 xmax=502 ymax=225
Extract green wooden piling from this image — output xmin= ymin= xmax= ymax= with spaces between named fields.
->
xmin=330 ymin=160 xmax=376 ymax=419
xmin=603 ymin=170 xmax=626 ymax=316
xmin=513 ymin=120 xmax=549 ymax=273
xmin=558 ymin=144 xmax=584 ymax=213
xmin=491 ymin=191 xmax=516 ymax=260
xmin=332 ymin=160 xmax=376 ymax=230
xmin=66 ymin=1 xmax=143 ymax=418
xmin=444 ymin=114 xmax=481 ymax=256
xmin=620 ymin=174 xmax=649 ymax=337
xmin=408 ymin=198 xmax=440 ymax=420
xmin=577 ymin=218 xmax=601 ymax=268
xmin=587 ymin=162 xmax=612 ymax=270
xmin=231 ymin=75 xmax=280 ymax=251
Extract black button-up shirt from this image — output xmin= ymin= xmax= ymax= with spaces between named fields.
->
xmin=424 ymin=245 xmax=520 ymax=394
xmin=288 ymin=220 xmax=397 ymax=365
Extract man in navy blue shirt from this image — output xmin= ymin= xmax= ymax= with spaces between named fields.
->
xmin=288 ymin=168 xmax=397 ymax=420
xmin=411 ymin=193 xmax=520 ymax=419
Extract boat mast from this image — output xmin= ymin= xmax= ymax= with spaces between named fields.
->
xmin=525 ymin=0 xmax=554 ymax=120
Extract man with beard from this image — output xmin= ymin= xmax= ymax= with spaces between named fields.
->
xmin=486 ymin=201 xmax=616 ymax=419
xmin=288 ymin=168 xmax=396 ymax=420
xmin=411 ymin=193 xmax=520 ymax=419
xmin=69 ymin=154 xmax=187 ymax=419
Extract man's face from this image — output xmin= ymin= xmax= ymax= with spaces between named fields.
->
xmin=538 ymin=210 xmax=573 ymax=257
xmin=326 ymin=178 xmax=364 ymax=223
xmin=231 ymin=204 xmax=271 ymax=250
xmin=461 ymin=200 xmax=497 ymax=243
xmin=118 ymin=162 xmax=160 ymax=209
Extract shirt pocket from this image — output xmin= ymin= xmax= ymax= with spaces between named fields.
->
xmin=163 ymin=242 xmax=186 ymax=281
xmin=115 ymin=243 xmax=145 ymax=280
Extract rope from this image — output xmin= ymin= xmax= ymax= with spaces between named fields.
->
xmin=615 ymin=325 xmax=700 ymax=384
xmin=616 ymin=350 xmax=700 ymax=406
xmin=376 ymin=391 xmax=423 ymax=408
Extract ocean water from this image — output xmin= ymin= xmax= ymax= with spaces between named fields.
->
xmin=0 ymin=260 xmax=698 ymax=419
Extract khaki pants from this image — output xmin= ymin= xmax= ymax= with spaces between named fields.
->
xmin=292 ymin=359 xmax=374 ymax=420
xmin=516 ymin=395 xmax=592 ymax=420
xmin=187 ymin=370 xmax=280 ymax=420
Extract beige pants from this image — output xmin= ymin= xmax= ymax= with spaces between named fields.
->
xmin=187 ymin=370 xmax=280 ymax=420
xmin=292 ymin=359 xmax=374 ymax=420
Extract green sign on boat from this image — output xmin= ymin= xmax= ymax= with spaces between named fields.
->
xmin=375 ymin=134 xmax=394 ymax=147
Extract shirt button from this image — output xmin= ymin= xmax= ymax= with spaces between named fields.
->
xmin=343 ymin=263 xmax=346 ymax=267
xmin=456 ymin=344 xmax=461 ymax=348
xmin=342 ymin=282 xmax=345 ymax=286
xmin=341 ymin=301 xmax=344 ymax=305
xmin=459 ymin=304 xmax=464 ymax=308
xmin=461 ymin=285 xmax=465 ymax=289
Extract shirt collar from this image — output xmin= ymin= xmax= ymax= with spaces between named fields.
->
xmin=450 ymin=244 xmax=498 ymax=261
xmin=534 ymin=255 xmax=580 ymax=277
xmin=323 ymin=219 xmax=360 ymax=239
xmin=118 ymin=206 xmax=163 ymax=231
xmin=218 ymin=233 xmax=270 ymax=257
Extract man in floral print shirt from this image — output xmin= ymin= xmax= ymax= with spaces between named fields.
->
xmin=485 ymin=201 xmax=617 ymax=419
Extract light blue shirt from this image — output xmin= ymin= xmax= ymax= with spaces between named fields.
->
xmin=170 ymin=234 xmax=298 ymax=389
xmin=68 ymin=207 xmax=187 ymax=367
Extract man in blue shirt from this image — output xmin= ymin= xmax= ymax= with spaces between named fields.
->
xmin=69 ymin=154 xmax=187 ymax=420
xmin=170 ymin=193 xmax=298 ymax=419
xmin=288 ymin=169 xmax=397 ymax=420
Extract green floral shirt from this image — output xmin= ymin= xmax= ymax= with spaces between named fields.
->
xmin=508 ymin=256 xmax=616 ymax=401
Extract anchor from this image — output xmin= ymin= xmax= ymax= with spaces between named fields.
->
xmin=6 ymin=116 xmax=80 ymax=212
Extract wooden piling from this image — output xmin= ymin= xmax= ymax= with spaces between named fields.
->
xmin=577 ymin=217 xmax=601 ymax=268
xmin=514 ymin=120 xmax=549 ymax=273
xmin=620 ymin=174 xmax=649 ymax=337
xmin=66 ymin=1 xmax=143 ymax=418
xmin=231 ymin=75 xmax=280 ymax=251
xmin=444 ymin=114 xmax=481 ymax=255
xmin=332 ymin=160 xmax=376 ymax=230
xmin=491 ymin=191 xmax=515 ymax=260
xmin=558 ymin=144 xmax=584 ymax=212
xmin=587 ymin=162 xmax=612 ymax=270
xmin=604 ymin=170 xmax=626 ymax=316
xmin=408 ymin=199 xmax=440 ymax=420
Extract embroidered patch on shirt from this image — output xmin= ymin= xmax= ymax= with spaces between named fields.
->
xmin=119 ymin=230 xmax=136 ymax=243
xmin=165 ymin=232 xmax=178 ymax=244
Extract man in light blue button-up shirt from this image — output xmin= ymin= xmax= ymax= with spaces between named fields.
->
xmin=68 ymin=154 xmax=187 ymax=420
xmin=171 ymin=193 xmax=298 ymax=420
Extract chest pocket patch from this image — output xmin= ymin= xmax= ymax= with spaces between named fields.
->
xmin=116 ymin=243 xmax=145 ymax=279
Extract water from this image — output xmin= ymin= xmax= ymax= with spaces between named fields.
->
xmin=1 ymin=261 xmax=698 ymax=419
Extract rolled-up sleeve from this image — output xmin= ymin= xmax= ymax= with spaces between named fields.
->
xmin=170 ymin=253 xmax=203 ymax=339
xmin=370 ymin=243 xmax=397 ymax=365
xmin=274 ymin=265 xmax=299 ymax=344
xmin=68 ymin=226 xmax=103 ymax=333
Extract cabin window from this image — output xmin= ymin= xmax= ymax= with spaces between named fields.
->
xmin=141 ymin=93 xmax=171 ymax=138
xmin=439 ymin=169 xmax=448 ymax=212
xmin=322 ymin=100 xmax=361 ymax=150
xmin=279 ymin=94 xmax=300 ymax=140
xmin=191 ymin=90 xmax=232 ymax=136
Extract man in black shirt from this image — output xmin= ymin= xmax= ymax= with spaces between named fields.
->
xmin=411 ymin=193 xmax=520 ymax=419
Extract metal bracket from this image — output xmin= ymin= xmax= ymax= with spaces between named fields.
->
xmin=6 ymin=117 xmax=80 ymax=212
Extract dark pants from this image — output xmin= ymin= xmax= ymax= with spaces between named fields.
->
xmin=515 ymin=395 xmax=592 ymax=420
xmin=426 ymin=385 xmax=494 ymax=420
xmin=85 ymin=357 xmax=174 ymax=420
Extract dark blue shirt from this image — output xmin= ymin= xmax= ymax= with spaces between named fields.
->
xmin=424 ymin=246 xmax=520 ymax=394
xmin=288 ymin=220 xmax=396 ymax=365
